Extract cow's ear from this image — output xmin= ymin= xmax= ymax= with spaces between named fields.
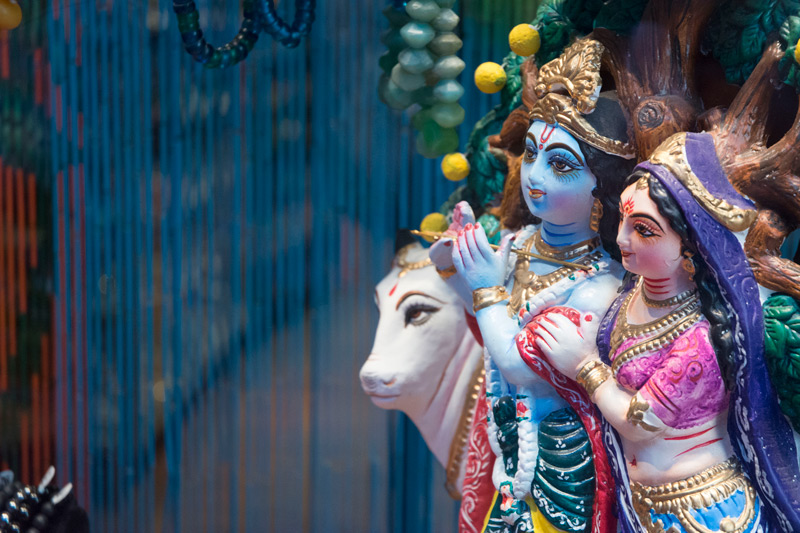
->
xmin=394 ymin=229 xmax=416 ymax=253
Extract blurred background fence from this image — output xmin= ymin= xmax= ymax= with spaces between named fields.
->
xmin=0 ymin=0 xmax=536 ymax=530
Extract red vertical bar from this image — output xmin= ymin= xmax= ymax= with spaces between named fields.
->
xmin=41 ymin=334 xmax=52 ymax=467
xmin=56 ymin=171 xmax=67 ymax=468
xmin=27 ymin=173 xmax=37 ymax=268
xmin=34 ymin=49 xmax=43 ymax=105
xmin=6 ymin=166 xmax=16 ymax=358
xmin=15 ymin=168 xmax=26 ymax=313
xmin=63 ymin=0 xmax=69 ymax=42
xmin=20 ymin=412 xmax=29 ymax=484
xmin=55 ymin=85 xmax=62 ymax=132
xmin=0 ymin=30 xmax=9 ymax=80
xmin=45 ymin=62 xmax=52 ymax=118
xmin=75 ymin=20 xmax=82 ymax=67
xmin=0 ymin=159 xmax=7 ymax=390
xmin=78 ymin=113 xmax=84 ymax=150
xmin=68 ymin=165 xmax=78 ymax=486
xmin=79 ymin=163 xmax=89 ymax=503
xmin=32 ymin=373 xmax=41 ymax=480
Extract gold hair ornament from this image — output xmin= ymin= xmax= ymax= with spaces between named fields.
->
xmin=648 ymin=133 xmax=757 ymax=232
xmin=528 ymin=38 xmax=636 ymax=160
xmin=395 ymin=244 xmax=433 ymax=278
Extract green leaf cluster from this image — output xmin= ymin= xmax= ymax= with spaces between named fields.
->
xmin=779 ymin=14 xmax=800 ymax=90
xmin=592 ymin=0 xmax=648 ymax=35
xmin=533 ymin=0 xmax=602 ymax=64
xmin=763 ymin=293 xmax=800 ymax=433
xmin=706 ymin=0 xmax=800 ymax=90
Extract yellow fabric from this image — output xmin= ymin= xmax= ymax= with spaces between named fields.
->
xmin=480 ymin=491 xmax=567 ymax=533
xmin=481 ymin=491 xmax=500 ymax=532
xmin=529 ymin=497 xmax=566 ymax=533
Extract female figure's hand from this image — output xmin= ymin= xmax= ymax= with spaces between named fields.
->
xmin=452 ymin=223 xmax=514 ymax=292
xmin=530 ymin=310 xmax=599 ymax=379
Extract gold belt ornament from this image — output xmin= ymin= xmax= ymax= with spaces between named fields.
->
xmin=631 ymin=458 xmax=756 ymax=533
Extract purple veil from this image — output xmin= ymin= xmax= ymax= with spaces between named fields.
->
xmin=597 ymin=133 xmax=800 ymax=532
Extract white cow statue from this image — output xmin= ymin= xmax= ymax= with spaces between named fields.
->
xmin=359 ymin=241 xmax=484 ymax=497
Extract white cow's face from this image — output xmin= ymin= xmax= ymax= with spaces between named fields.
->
xmin=359 ymin=243 xmax=469 ymax=419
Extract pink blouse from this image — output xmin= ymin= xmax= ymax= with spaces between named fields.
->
xmin=611 ymin=319 xmax=728 ymax=429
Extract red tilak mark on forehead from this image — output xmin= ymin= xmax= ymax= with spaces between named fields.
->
xmin=540 ymin=124 xmax=556 ymax=145
xmin=621 ymin=196 xmax=635 ymax=217
xmin=388 ymin=282 xmax=398 ymax=297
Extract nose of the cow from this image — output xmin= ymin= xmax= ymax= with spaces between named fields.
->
xmin=359 ymin=360 xmax=396 ymax=392
xmin=360 ymin=371 xmax=380 ymax=392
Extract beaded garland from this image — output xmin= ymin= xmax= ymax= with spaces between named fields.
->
xmin=377 ymin=0 xmax=466 ymax=157
xmin=172 ymin=0 xmax=316 ymax=68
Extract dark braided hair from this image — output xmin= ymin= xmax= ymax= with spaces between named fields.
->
xmin=624 ymin=171 xmax=736 ymax=390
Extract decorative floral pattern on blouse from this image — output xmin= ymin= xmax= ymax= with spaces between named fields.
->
xmin=612 ymin=319 xmax=727 ymax=429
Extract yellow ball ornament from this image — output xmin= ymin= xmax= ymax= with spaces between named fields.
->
xmin=795 ymin=38 xmax=800 ymax=65
xmin=441 ymin=152 xmax=470 ymax=181
xmin=474 ymin=62 xmax=507 ymax=94
xmin=509 ymin=24 xmax=540 ymax=57
xmin=0 ymin=0 xmax=21 ymax=30
xmin=420 ymin=212 xmax=449 ymax=242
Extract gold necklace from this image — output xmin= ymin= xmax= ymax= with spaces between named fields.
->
xmin=444 ymin=364 xmax=485 ymax=500
xmin=639 ymin=278 xmax=698 ymax=309
xmin=507 ymin=232 xmax=602 ymax=317
xmin=610 ymin=286 xmax=702 ymax=376
xmin=532 ymin=230 xmax=600 ymax=261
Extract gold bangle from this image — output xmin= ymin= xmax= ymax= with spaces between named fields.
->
xmin=576 ymin=360 xmax=612 ymax=398
xmin=436 ymin=265 xmax=457 ymax=280
xmin=472 ymin=286 xmax=509 ymax=313
xmin=626 ymin=395 xmax=660 ymax=432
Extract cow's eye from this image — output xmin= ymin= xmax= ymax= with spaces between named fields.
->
xmin=404 ymin=303 xmax=439 ymax=327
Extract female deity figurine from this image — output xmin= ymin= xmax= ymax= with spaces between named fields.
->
xmin=438 ymin=38 xmax=636 ymax=532
xmin=527 ymin=132 xmax=800 ymax=532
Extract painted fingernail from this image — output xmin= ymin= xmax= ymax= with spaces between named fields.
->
xmin=584 ymin=315 xmax=593 ymax=322
xmin=444 ymin=241 xmax=452 ymax=247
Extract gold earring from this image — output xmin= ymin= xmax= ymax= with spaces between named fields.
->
xmin=590 ymin=198 xmax=603 ymax=233
xmin=682 ymin=251 xmax=695 ymax=282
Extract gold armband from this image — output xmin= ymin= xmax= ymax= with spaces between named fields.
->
xmin=626 ymin=394 xmax=660 ymax=432
xmin=436 ymin=265 xmax=458 ymax=280
xmin=472 ymin=286 xmax=509 ymax=313
xmin=576 ymin=360 xmax=612 ymax=398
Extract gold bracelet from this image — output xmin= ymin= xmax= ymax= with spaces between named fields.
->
xmin=576 ymin=360 xmax=612 ymax=398
xmin=626 ymin=395 xmax=660 ymax=432
xmin=472 ymin=286 xmax=509 ymax=313
xmin=436 ymin=265 xmax=457 ymax=280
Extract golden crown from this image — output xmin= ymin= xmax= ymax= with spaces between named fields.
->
xmin=528 ymin=38 xmax=635 ymax=160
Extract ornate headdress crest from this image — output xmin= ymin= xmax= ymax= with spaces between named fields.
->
xmin=528 ymin=38 xmax=636 ymax=160
xmin=647 ymin=133 xmax=757 ymax=232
